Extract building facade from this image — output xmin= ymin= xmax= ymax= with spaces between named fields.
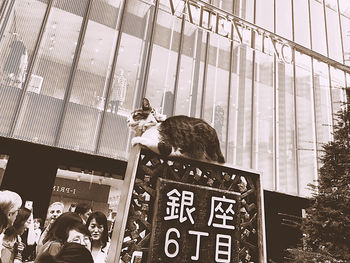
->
xmin=0 ymin=0 xmax=349 ymax=261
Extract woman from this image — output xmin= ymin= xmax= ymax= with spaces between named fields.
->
xmin=35 ymin=212 xmax=81 ymax=261
xmin=86 ymin=212 xmax=110 ymax=262
xmin=37 ymin=243 xmax=93 ymax=263
xmin=1 ymin=206 xmax=31 ymax=263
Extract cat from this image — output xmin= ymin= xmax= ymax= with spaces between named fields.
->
xmin=127 ymin=98 xmax=225 ymax=164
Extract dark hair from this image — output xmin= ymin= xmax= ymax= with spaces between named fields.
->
xmin=68 ymin=221 xmax=91 ymax=238
xmin=5 ymin=206 xmax=31 ymax=236
xmin=74 ymin=203 xmax=92 ymax=215
xmin=43 ymin=212 xmax=81 ymax=244
xmin=0 ymin=209 xmax=8 ymax=232
xmin=34 ymin=217 xmax=43 ymax=228
xmin=37 ymin=243 xmax=93 ymax=263
xmin=86 ymin=211 xmax=109 ymax=248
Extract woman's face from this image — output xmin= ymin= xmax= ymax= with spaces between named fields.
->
xmin=88 ymin=218 xmax=104 ymax=241
xmin=67 ymin=229 xmax=91 ymax=251
xmin=33 ymin=220 xmax=40 ymax=230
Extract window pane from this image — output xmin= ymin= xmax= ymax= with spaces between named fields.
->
xmin=277 ymin=62 xmax=297 ymax=195
xmin=98 ymin=0 xmax=155 ymax=159
xmin=256 ymin=0 xmax=274 ymax=31
xmin=330 ymin=66 xmax=346 ymax=114
xmin=145 ymin=9 xmax=181 ymax=116
xmin=294 ymin=0 xmax=311 ymax=47
xmin=227 ymin=46 xmax=253 ymax=168
xmin=10 ymin=1 xmax=89 ymax=145
xmin=313 ymin=60 xmax=332 ymax=150
xmin=310 ymin=0 xmax=327 ymax=56
xmin=234 ymin=0 xmax=254 ymax=22
xmin=58 ymin=0 xmax=123 ymax=153
xmin=325 ymin=4 xmax=342 ymax=61
xmin=0 ymin=0 xmax=48 ymax=136
xmin=173 ymin=23 xmax=205 ymax=118
xmin=295 ymin=52 xmax=317 ymax=197
xmin=202 ymin=33 xmax=230 ymax=157
xmin=339 ymin=0 xmax=350 ymax=66
xmin=253 ymin=52 xmax=274 ymax=190
xmin=276 ymin=0 xmax=292 ymax=39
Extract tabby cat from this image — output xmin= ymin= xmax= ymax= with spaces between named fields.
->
xmin=128 ymin=98 xmax=225 ymax=163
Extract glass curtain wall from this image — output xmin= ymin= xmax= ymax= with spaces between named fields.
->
xmin=0 ymin=0 xmax=349 ymax=197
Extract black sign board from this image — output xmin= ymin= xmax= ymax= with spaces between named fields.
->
xmin=149 ymin=178 xmax=240 ymax=263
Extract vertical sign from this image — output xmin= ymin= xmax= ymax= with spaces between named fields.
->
xmin=149 ymin=178 xmax=240 ymax=263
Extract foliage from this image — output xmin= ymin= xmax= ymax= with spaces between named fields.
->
xmin=286 ymin=103 xmax=350 ymax=263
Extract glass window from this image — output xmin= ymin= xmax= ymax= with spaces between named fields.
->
xmin=227 ymin=45 xmax=253 ymax=168
xmin=276 ymin=0 xmax=292 ymax=39
xmin=11 ymin=1 xmax=89 ymax=145
xmin=202 ymin=33 xmax=230 ymax=157
xmin=253 ymin=52 xmax=274 ymax=190
xmin=98 ymin=0 xmax=156 ymax=159
xmin=339 ymin=0 xmax=350 ymax=65
xmin=234 ymin=0 xmax=254 ymax=22
xmin=173 ymin=23 xmax=206 ymax=118
xmin=212 ymin=0 xmax=234 ymax=13
xmin=293 ymin=0 xmax=311 ymax=47
xmin=145 ymin=9 xmax=182 ymax=116
xmin=310 ymin=0 xmax=327 ymax=56
xmin=0 ymin=154 xmax=9 ymax=185
xmin=330 ymin=66 xmax=346 ymax=115
xmin=276 ymin=62 xmax=297 ymax=195
xmin=0 ymin=0 xmax=48 ymax=137
xmin=58 ymin=0 xmax=123 ymax=153
xmin=313 ymin=60 xmax=332 ymax=155
xmin=295 ymin=52 xmax=317 ymax=197
xmin=256 ymin=0 xmax=274 ymax=31
xmin=325 ymin=4 xmax=342 ymax=61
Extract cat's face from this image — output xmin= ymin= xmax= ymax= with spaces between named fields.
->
xmin=127 ymin=98 xmax=165 ymax=134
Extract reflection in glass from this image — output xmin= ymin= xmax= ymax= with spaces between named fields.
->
xmin=277 ymin=62 xmax=297 ymax=195
xmin=145 ymin=9 xmax=181 ymax=116
xmin=313 ymin=60 xmax=332 ymax=169
xmin=276 ymin=0 xmax=292 ymax=39
xmin=227 ymin=46 xmax=253 ymax=168
xmin=202 ymin=33 xmax=230 ymax=156
xmin=256 ymin=0 xmax=274 ymax=31
xmin=293 ymin=0 xmax=311 ymax=47
xmin=11 ymin=1 xmax=89 ymax=145
xmin=253 ymin=52 xmax=274 ymax=190
xmin=330 ymin=66 xmax=346 ymax=115
xmin=174 ymin=22 xmax=205 ymax=118
xmin=234 ymin=0 xmax=254 ymax=22
xmin=340 ymin=1 xmax=350 ymax=65
xmin=325 ymin=5 xmax=342 ymax=61
xmin=98 ymin=0 xmax=155 ymax=159
xmin=295 ymin=52 xmax=317 ymax=197
xmin=0 ymin=0 xmax=48 ymax=136
xmin=310 ymin=0 xmax=327 ymax=56
xmin=58 ymin=0 xmax=122 ymax=153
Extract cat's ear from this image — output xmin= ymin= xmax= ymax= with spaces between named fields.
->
xmin=142 ymin=98 xmax=151 ymax=110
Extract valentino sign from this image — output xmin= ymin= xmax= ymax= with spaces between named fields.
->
xmin=166 ymin=0 xmax=294 ymax=63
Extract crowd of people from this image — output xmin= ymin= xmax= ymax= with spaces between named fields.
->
xmin=0 ymin=190 xmax=112 ymax=263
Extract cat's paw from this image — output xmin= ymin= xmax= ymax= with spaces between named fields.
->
xmin=131 ymin=137 xmax=143 ymax=147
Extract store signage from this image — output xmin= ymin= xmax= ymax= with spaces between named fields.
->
xmin=52 ymin=177 xmax=110 ymax=203
xmin=166 ymin=0 xmax=293 ymax=63
xmin=149 ymin=178 xmax=240 ymax=262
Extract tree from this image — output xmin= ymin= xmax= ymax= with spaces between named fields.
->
xmin=286 ymin=103 xmax=350 ymax=263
